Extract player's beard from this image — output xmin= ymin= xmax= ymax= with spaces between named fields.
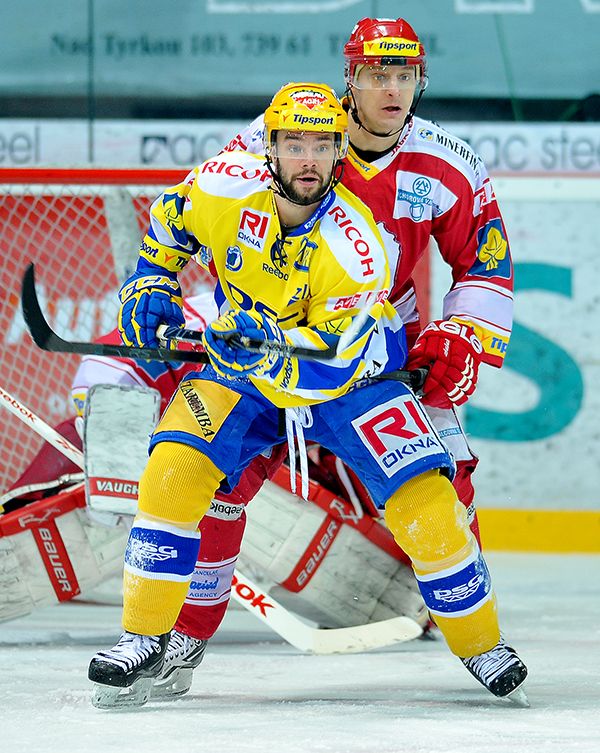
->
xmin=278 ymin=165 xmax=331 ymax=206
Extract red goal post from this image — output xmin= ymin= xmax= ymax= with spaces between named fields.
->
xmin=0 ymin=167 xmax=213 ymax=494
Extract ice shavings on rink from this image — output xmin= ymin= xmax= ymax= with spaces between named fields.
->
xmin=1 ymin=553 xmax=599 ymax=753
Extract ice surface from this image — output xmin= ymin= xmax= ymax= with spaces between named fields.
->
xmin=1 ymin=553 xmax=599 ymax=753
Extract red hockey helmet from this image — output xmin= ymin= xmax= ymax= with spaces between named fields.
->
xmin=344 ymin=17 xmax=427 ymax=91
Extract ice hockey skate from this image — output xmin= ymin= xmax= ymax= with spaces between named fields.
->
xmin=461 ymin=636 xmax=529 ymax=706
xmin=88 ymin=631 xmax=169 ymax=709
xmin=151 ymin=630 xmax=208 ymax=699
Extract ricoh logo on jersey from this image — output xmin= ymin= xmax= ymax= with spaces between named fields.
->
xmin=201 ymin=160 xmax=271 ymax=182
xmin=352 ymin=395 xmax=442 ymax=477
xmin=237 ymin=208 xmax=271 ymax=251
xmin=327 ymin=205 xmax=375 ymax=277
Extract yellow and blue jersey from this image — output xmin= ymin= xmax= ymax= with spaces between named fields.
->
xmin=138 ymin=150 xmax=407 ymax=408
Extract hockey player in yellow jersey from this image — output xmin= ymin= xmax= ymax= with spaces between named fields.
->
xmin=88 ymin=83 xmax=527 ymax=708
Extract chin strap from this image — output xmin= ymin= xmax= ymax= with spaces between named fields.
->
xmin=265 ymin=155 xmax=344 ymax=207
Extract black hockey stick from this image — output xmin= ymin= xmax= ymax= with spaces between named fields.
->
xmin=159 ymin=323 xmax=429 ymax=393
xmin=21 ymin=263 xmax=210 ymax=365
xmin=21 ymin=263 xmax=427 ymax=391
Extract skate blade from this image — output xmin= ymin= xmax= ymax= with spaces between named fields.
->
xmin=151 ymin=668 xmax=193 ymax=700
xmin=504 ymin=685 xmax=530 ymax=708
xmin=91 ymin=678 xmax=153 ymax=709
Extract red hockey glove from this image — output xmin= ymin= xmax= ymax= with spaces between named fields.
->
xmin=406 ymin=319 xmax=483 ymax=409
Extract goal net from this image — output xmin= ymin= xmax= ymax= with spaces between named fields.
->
xmin=0 ymin=168 xmax=213 ymax=494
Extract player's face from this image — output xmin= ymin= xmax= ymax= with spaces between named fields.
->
xmin=273 ymin=131 xmax=336 ymax=205
xmin=350 ymin=64 xmax=418 ymax=136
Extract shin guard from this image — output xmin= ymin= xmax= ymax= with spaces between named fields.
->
xmin=385 ymin=470 xmax=499 ymax=657
xmin=122 ymin=441 xmax=224 ymax=634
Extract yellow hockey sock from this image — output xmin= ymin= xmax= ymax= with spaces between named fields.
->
xmin=385 ymin=470 xmax=500 ymax=657
xmin=123 ymin=441 xmax=224 ymax=635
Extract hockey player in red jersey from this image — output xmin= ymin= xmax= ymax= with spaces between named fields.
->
xmin=223 ymin=17 xmax=513 ymax=548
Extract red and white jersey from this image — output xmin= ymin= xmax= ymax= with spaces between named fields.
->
xmin=223 ymin=113 xmax=513 ymax=367
xmin=71 ymin=294 xmax=218 ymax=415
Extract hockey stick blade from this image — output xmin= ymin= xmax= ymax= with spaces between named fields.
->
xmin=20 ymin=264 xmax=209 ymax=364
xmin=231 ymin=568 xmax=423 ymax=654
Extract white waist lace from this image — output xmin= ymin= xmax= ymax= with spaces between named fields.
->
xmin=285 ymin=406 xmax=313 ymax=500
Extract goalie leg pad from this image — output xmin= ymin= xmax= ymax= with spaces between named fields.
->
xmin=0 ymin=486 xmax=129 ymax=623
xmin=239 ymin=479 xmax=427 ymax=629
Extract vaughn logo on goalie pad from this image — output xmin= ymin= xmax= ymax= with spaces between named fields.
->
xmin=90 ymin=478 xmax=139 ymax=499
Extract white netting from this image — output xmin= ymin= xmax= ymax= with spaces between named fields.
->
xmin=0 ymin=168 xmax=212 ymax=494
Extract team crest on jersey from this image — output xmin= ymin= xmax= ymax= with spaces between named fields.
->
xmin=199 ymin=244 xmax=213 ymax=267
xmin=352 ymin=395 xmax=443 ymax=478
xmin=469 ymin=219 xmax=511 ymax=279
xmin=237 ymin=208 xmax=271 ymax=252
xmin=270 ymin=235 xmax=289 ymax=268
xmin=225 ymin=245 xmax=243 ymax=272
xmin=162 ymin=193 xmax=187 ymax=245
xmin=393 ymin=171 xmax=458 ymax=223
xmin=292 ymin=236 xmax=316 ymax=271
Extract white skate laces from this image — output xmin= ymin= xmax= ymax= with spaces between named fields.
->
xmin=93 ymin=632 xmax=164 ymax=674
xmin=461 ymin=635 xmax=528 ymax=705
xmin=88 ymin=631 xmax=169 ymax=709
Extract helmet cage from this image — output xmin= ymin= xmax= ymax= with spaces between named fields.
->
xmin=343 ymin=18 xmax=428 ymax=91
xmin=263 ymin=83 xmax=349 ymax=160
xmin=262 ymin=83 xmax=348 ymax=205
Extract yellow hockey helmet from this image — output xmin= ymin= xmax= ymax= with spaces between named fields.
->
xmin=263 ymin=83 xmax=349 ymax=160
